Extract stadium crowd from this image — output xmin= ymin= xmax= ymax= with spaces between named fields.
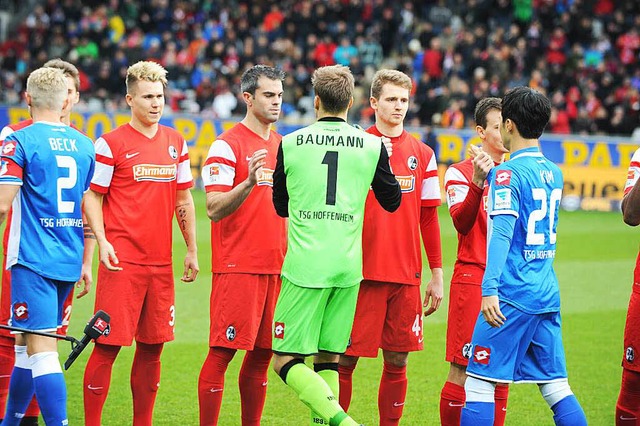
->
xmin=0 ymin=0 xmax=639 ymax=136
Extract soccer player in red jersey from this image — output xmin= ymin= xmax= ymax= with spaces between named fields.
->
xmin=0 ymin=59 xmax=94 ymax=426
xmin=338 ymin=69 xmax=443 ymax=426
xmin=82 ymin=61 xmax=198 ymax=426
xmin=198 ymin=65 xmax=286 ymax=426
xmin=439 ymin=97 xmax=510 ymax=426
xmin=617 ymin=147 xmax=640 ymax=424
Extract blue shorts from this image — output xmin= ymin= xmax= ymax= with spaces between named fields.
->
xmin=9 ymin=264 xmax=74 ymax=332
xmin=466 ymin=301 xmax=568 ymax=383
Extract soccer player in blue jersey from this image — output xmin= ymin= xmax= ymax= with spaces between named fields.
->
xmin=0 ymin=67 xmax=95 ymax=425
xmin=460 ymin=87 xmax=587 ymax=426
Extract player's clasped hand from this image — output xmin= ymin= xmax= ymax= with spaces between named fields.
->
xmin=247 ymin=149 xmax=268 ymax=186
xmin=481 ymin=295 xmax=507 ymax=327
xmin=181 ymin=251 xmax=199 ymax=282
xmin=381 ymin=136 xmax=393 ymax=158
xmin=471 ymin=147 xmax=494 ymax=188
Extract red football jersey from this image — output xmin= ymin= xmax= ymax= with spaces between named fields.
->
xmin=201 ymin=123 xmax=286 ymax=274
xmin=362 ymin=126 xmax=441 ymax=286
xmin=444 ymin=158 xmax=488 ymax=284
xmin=90 ymin=124 xmax=193 ymax=265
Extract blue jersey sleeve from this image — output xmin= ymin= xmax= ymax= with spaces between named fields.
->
xmin=482 ymin=213 xmax=516 ymax=296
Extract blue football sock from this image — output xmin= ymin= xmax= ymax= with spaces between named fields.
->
xmin=460 ymin=401 xmax=495 ymax=426
xmin=2 ymin=346 xmax=34 ymax=426
xmin=551 ymin=395 xmax=587 ymax=426
xmin=30 ymin=351 xmax=68 ymax=426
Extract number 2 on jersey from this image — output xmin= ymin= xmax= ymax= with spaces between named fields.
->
xmin=526 ymin=187 xmax=562 ymax=245
xmin=322 ymin=151 xmax=338 ymax=205
xmin=56 ymin=155 xmax=78 ymax=214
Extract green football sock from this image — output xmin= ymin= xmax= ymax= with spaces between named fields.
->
xmin=311 ymin=368 xmax=340 ymax=425
xmin=285 ymin=363 xmax=358 ymax=426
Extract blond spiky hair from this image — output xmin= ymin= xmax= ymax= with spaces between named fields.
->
xmin=370 ymin=69 xmax=412 ymax=100
xmin=126 ymin=61 xmax=168 ymax=94
xmin=26 ymin=67 xmax=67 ymax=111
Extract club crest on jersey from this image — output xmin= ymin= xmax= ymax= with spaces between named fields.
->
xmin=396 ymin=175 xmax=415 ymax=193
xmin=2 ymin=141 xmax=16 ymax=156
xmin=168 ymin=146 xmax=178 ymax=160
xmin=495 ymin=170 xmax=512 ymax=186
xmin=407 ymin=156 xmax=418 ymax=170
xmin=257 ymin=168 xmax=274 ymax=187
xmin=13 ymin=302 xmax=28 ymax=321
xmin=133 ymin=164 xmax=177 ymax=182
xmin=473 ymin=345 xmax=491 ymax=365
xmin=627 ymin=346 xmax=635 ymax=363
xmin=274 ymin=322 xmax=285 ymax=339
xmin=226 ymin=325 xmax=236 ymax=341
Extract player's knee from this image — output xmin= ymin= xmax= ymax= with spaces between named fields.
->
xmin=339 ymin=354 xmax=359 ymax=368
xmin=465 ymin=377 xmax=496 ymax=402
xmin=383 ymin=350 xmax=408 ymax=367
xmin=539 ymin=380 xmax=573 ymax=408
xmin=276 ymin=357 xmax=304 ymax=383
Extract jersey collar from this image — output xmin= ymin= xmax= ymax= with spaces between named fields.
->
xmin=510 ymin=146 xmax=542 ymax=160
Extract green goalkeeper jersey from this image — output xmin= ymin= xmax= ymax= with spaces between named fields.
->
xmin=272 ymin=117 xmax=401 ymax=288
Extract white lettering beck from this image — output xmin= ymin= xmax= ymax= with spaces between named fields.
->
xmin=48 ymin=138 xmax=78 ymax=152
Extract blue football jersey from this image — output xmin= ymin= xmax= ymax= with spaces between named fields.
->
xmin=0 ymin=122 xmax=95 ymax=281
xmin=484 ymin=147 xmax=563 ymax=314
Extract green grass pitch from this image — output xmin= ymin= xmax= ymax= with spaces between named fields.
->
xmin=58 ymin=190 xmax=634 ymax=425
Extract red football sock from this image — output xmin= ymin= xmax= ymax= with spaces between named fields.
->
xmin=131 ymin=342 xmax=163 ymax=426
xmin=617 ymin=369 xmax=640 ymax=424
xmin=338 ymin=363 xmax=356 ymax=411
xmin=378 ymin=362 xmax=407 ymax=426
xmin=0 ymin=340 xmax=14 ymax=416
xmin=494 ymin=384 xmax=509 ymax=425
xmin=239 ymin=347 xmax=272 ymax=426
xmin=439 ymin=381 xmax=466 ymax=426
xmin=83 ymin=343 xmax=121 ymax=426
xmin=198 ymin=347 xmax=236 ymax=426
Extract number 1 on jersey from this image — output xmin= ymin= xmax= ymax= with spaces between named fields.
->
xmin=322 ymin=151 xmax=338 ymax=206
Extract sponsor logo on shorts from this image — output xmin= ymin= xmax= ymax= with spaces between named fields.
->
xmin=626 ymin=346 xmax=635 ymax=363
xmin=494 ymin=170 xmax=511 ymax=186
xmin=226 ymin=325 xmax=236 ymax=341
xmin=396 ymin=175 xmax=415 ymax=193
xmin=473 ymin=345 xmax=491 ymax=365
xmin=13 ymin=302 xmax=28 ymax=321
xmin=407 ymin=156 xmax=418 ymax=170
xmin=274 ymin=322 xmax=285 ymax=339
xmin=133 ymin=164 xmax=177 ymax=182
xmin=462 ymin=343 xmax=473 ymax=359
xmin=168 ymin=145 xmax=178 ymax=160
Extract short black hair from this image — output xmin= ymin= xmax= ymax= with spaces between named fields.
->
xmin=501 ymin=86 xmax=551 ymax=139
xmin=241 ymin=65 xmax=286 ymax=95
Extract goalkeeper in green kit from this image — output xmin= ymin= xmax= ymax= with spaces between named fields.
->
xmin=271 ymin=64 xmax=402 ymax=426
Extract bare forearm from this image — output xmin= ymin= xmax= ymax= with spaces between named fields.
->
xmin=206 ymin=180 xmax=253 ymax=222
xmin=623 ymin=183 xmax=640 ymax=226
xmin=83 ymin=191 xmax=108 ymax=243
xmin=176 ymin=191 xmax=197 ymax=252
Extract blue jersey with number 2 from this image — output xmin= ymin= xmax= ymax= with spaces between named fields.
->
xmin=484 ymin=147 xmax=563 ymax=314
xmin=0 ymin=122 xmax=95 ymax=282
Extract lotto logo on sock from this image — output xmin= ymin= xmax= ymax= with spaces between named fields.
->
xmin=13 ymin=302 xmax=28 ymax=321
xmin=473 ymin=345 xmax=491 ymax=365
xmin=274 ymin=322 xmax=285 ymax=339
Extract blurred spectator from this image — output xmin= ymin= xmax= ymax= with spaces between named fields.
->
xmin=0 ymin=0 xmax=638 ymax=136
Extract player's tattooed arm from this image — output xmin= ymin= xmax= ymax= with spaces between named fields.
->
xmin=176 ymin=189 xmax=199 ymax=282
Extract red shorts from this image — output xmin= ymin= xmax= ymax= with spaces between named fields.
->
xmin=345 ymin=281 xmax=423 ymax=358
xmin=623 ymin=285 xmax=640 ymax=372
xmin=0 ymin=256 xmax=74 ymax=338
xmin=445 ymin=281 xmax=482 ymax=366
xmin=209 ymin=273 xmax=280 ymax=350
xmin=94 ymin=262 xmax=175 ymax=346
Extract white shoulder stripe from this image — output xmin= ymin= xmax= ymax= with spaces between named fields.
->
xmin=94 ymin=137 xmax=113 ymax=158
xmin=444 ymin=166 xmax=468 ymax=185
xmin=206 ymin=139 xmax=236 ymax=163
